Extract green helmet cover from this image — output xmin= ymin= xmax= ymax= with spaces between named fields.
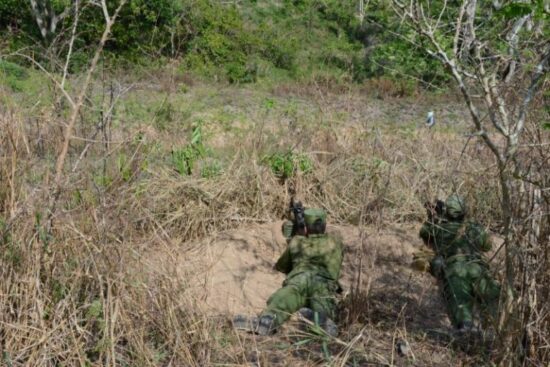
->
xmin=445 ymin=194 xmax=467 ymax=219
xmin=304 ymin=208 xmax=326 ymax=226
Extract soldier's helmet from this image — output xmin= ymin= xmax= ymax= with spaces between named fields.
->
xmin=304 ymin=208 xmax=327 ymax=226
xmin=445 ymin=194 xmax=467 ymax=219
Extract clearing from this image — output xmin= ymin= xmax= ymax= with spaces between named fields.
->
xmin=146 ymin=219 xmax=490 ymax=366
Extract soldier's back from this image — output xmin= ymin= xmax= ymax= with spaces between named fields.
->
xmin=288 ymin=234 xmax=343 ymax=280
xmin=435 ymin=220 xmax=491 ymax=261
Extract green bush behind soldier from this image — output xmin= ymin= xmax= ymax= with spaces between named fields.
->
xmin=234 ymin=208 xmax=344 ymax=336
xmin=413 ymin=194 xmax=501 ymax=332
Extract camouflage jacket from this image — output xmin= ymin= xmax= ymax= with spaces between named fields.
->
xmin=274 ymin=234 xmax=343 ymax=281
xmin=419 ymin=218 xmax=491 ymax=264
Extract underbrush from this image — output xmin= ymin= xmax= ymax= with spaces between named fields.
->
xmin=1 ymin=76 xmax=547 ymax=365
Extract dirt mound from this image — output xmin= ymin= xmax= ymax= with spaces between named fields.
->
xmin=180 ymin=222 xmax=287 ymax=315
xmin=175 ymin=221 xmax=442 ymax=321
xmin=152 ymin=221 xmax=473 ymax=365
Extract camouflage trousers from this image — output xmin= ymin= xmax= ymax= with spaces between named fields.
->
xmin=443 ymin=260 xmax=501 ymax=328
xmin=261 ymin=271 xmax=339 ymax=328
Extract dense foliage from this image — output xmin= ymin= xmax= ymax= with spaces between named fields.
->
xmin=4 ymin=1 xmax=545 ymax=87
xmin=0 ymin=0 xmax=449 ymax=86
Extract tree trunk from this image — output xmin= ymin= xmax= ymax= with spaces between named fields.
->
xmin=29 ymin=0 xmax=69 ymax=42
xmin=496 ymin=164 xmax=522 ymax=365
xmin=460 ymin=0 xmax=477 ymax=61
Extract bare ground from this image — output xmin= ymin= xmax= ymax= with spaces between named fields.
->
xmin=144 ymin=222 xmax=494 ymax=366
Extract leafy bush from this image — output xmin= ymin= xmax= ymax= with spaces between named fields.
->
xmin=181 ymin=1 xmax=266 ymax=83
xmin=171 ymin=124 xmax=206 ymax=176
xmin=359 ymin=2 xmax=449 ymax=87
xmin=0 ymin=0 xmax=38 ymax=44
xmin=0 ymin=60 xmax=27 ymax=79
xmin=117 ymin=153 xmax=133 ymax=182
xmin=0 ymin=60 xmax=29 ymax=91
xmin=263 ymin=151 xmax=313 ymax=179
xmin=0 ymin=0 xmax=452 ymax=87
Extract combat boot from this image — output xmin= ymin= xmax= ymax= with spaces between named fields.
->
xmin=323 ymin=317 xmax=338 ymax=337
xmin=298 ymin=308 xmax=338 ymax=337
xmin=233 ymin=315 xmax=259 ymax=332
xmin=256 ymin=314 xmax=276 ymax=336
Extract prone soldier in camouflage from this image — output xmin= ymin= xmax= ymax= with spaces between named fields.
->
xmin=417 ymin=194 xmax=501 ymax=332
xmin=240 ymin=208 xmax=343 ymax=336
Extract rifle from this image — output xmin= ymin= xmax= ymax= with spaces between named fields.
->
xmin=289 ymin=198 xmax=307 ymax=236
xmin=424 ymin=199 xmax=445 ymax=222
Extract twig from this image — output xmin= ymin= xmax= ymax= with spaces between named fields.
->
xmin=49 ymin=0 xmax=128 ymax=225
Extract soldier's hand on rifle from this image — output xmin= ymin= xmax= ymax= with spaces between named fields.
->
xmin=424 ymin=201 xmax=437 ymax=220
xmin=429 ymin=255 xmax=445 ymax=278
xmin=411 ymin=248 xmax=435 ymax=273
xmin=424 ymin=199 xmax=445 ymax=221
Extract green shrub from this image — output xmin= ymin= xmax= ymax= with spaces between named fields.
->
xmin=93 ymin=174 xmax=113 ymax=188
xmin=263 ymin=151 xmax=313 ymax=179
xmin=225 ymin=61 xmax=257 ymax=84
xmin=182 ymin=2 xmax=265 ymax=83
xmin=0 ymin=0 xmax=38 ymax=42
xmin=0 ymin=60 xmax=30 ymax=91
xmin=360 ymin=2 xmax=450 ymax=87
xmin=0 ymin=0 xmax=451 ymax=87
xmin=0 ymin=60 xmax=28 ymax=79
xmin=200 ymin=158 xmax=223 ymax=179
xmin=171 ymin=124 xmax=206 ymax=176
xmin=117 ymin=153 xmax=133 ymax=182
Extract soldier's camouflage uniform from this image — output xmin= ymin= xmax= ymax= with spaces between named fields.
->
xmin=419 ymin=195 xmax=501 ymax=328
xmin=260 ymin=231 xmax=343 ymax=329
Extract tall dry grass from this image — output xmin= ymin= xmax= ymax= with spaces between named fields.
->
xmin=1 ymin=76 xmax=548 ymax=365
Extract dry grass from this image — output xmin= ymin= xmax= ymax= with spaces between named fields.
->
xmin=1 ymin=74 xmax=548 ymax=366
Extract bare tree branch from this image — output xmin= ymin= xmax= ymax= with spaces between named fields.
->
xmin=52 ymin=0 xmax=127 ymax=202
xmin=389 ymin=1 xmax=549 ymax=362
xmin=101 ymin=0 xmax=111 ymax=24
xmin=460 ymin=0 xmax=477 ymax=61
xmin=61 ymin=0 xmax=80 ymax=89
xmin=90 ymin=0 xmax=111 ymax=23
xmin=473 ymin=42 xmax=510 ymax=137
xmin=29 ymin=0 xmax=71 ymax=41
xmin=512 ymin=47 xmax=550 ymax=145
xmin=452 ymin=1 xmax=467 ymax=59
xmin=504 ymin=14 xmax=531 ymax=83
xmin=11 ymin=51 xmax=76 ymax=109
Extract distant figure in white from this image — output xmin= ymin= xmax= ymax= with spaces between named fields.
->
xmin=426 ymin=111 xmax=435 ymax=128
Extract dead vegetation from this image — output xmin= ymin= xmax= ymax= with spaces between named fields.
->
xmin=0 ymin=68 xmax=548 ymax=366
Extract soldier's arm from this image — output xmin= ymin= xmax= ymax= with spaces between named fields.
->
xmin=274 ymin=247 xmax=292 ymax=274
xmin=468 ymin=223 xmax=492 ymax=252
xmin=419 ymin=221 xmax=435 ymax=245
